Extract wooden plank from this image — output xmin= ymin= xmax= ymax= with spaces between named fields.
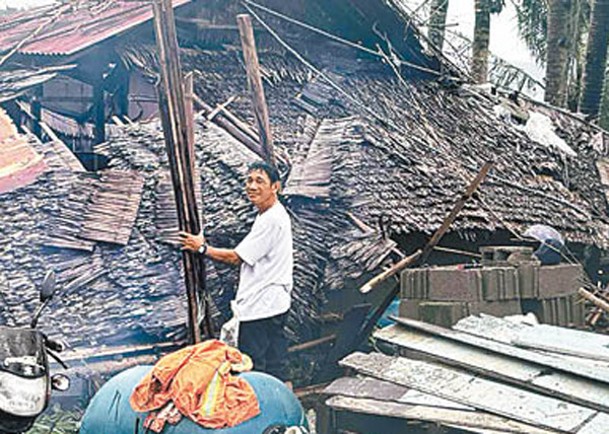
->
xmin=77 ymin=171 xmax=144 ymax=246
xmin=454 ymin=315 xmax=609 ymax=370
xmin=375 ymin=325 xmax=609 ymax=412
xmin=324 ymin=376 xmax=408 ymax=401
xmin=326 ymin=368 xmax=468 ymax=412
xmin=237 ymin=13 xmax=276 ymax=167
xmin=512 ymin=322 xmax=609 ymax=362
xmin=578 ymin=413 xmax=609 ymax=434
xmin=392 ymin=316 xmax=609 ymax=384
xmin=326 ymin=396 xmax=559 ymax=434
xmin=283 ymin=119 xmax=335 ymax=199
xmin=340 ymin=352 xmax=600 ymax=433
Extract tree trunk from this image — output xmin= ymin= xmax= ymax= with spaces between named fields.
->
xmin=600 ymin=61 xmax=609 ymax=129
xmin=545 ymin=0 xmax=573 ymax=106
xmin=428 ymin=0 xmax=449 ymax=52
xmin=472 ymin=0 xmax=491 ymax=84
xmin=579 ymin=0 xmax=609 ymax=115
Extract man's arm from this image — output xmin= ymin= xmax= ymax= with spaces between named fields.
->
xmin=205 ymin=246 xmax=242 ymax=266
xmin=179 ymin=231 xmax=242 ymax=266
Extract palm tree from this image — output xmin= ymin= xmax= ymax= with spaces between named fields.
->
xmin=545 ymin=0 xmax=573 ymax=106
xmin=600 ymin=63 xmax=609 ymax=129
xmin=514 ymin=0 xmax=549 ymax=63
xmin=579 ymin=0 xmax=609 ymax=115
xmin=515 ymin=0 xmax=590 ymax=108
xmin=428 ymin=0 xmax=450 ymax=51
xmin=472 ymin=0 xmax=504 ymax=83
xmin=472 ymin=0 xmax=492 ymax=83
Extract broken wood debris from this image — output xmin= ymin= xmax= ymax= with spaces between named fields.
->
xmin=44 ymin=170 xmax=143 ymax=250
xmin=79 ymin=171 xmax=144 ymax=246
xmin=321 ymin=314 xmax=609 ymax=433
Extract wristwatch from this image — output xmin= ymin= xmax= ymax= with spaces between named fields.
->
xmin=197 ymin=243 xmax=208 ymax=256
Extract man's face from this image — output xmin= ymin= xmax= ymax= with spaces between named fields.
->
xmin=245 ymin=169 xmax=279 ymax=207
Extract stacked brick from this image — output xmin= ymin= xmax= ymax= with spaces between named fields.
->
xmin=399 ymin=246 xmax=585 ymax=327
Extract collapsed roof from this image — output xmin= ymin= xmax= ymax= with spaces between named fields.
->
xmin=0 ymin=0 xmax=608 ymax=373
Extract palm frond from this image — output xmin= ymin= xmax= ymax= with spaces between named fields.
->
xmin=512 ymin=0 xmax=548 ymax=65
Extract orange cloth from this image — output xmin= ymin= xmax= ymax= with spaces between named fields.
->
xmin=130 ymin=339 xmax=260 ymax=429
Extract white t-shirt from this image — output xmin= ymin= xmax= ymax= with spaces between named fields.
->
xmin=234 ymin=201 xmax=293 ymax=321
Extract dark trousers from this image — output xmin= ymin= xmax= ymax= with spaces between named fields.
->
xmin=238 ymin=311 xmax=288 ymax=381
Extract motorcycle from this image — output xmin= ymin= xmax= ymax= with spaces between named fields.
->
xmin=0 ymin=271 xmax=70 ymax=434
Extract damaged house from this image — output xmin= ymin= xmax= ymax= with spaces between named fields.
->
xmin=1 ymin=0 xmax=609 ymax=393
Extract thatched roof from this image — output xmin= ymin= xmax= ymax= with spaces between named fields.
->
xmin=0 ymin=0 xmax=608 ymax=378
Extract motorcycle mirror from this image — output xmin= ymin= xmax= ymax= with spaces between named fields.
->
xmin=51 ymin=373 xmax=70 ymax=392
xmin=40 ymin=271 xmax=57 ymax=302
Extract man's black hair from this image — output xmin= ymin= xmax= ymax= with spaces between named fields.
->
xmin=248 ymin=161 xmax=280 ymax=184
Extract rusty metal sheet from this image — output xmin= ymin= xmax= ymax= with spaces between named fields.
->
xmin=0 ymin=114 xmax=47 ymax=195
xmin=340 ymin=352 xmax=600 ymax=433
xmin=0 ymin=0 xmax=190 ymax=56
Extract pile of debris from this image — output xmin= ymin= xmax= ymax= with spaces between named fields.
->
xmin=320 ymin=314 xmax=609 ymax=433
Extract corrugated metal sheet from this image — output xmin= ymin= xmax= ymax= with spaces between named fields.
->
xmin=0 ymin=109 xmax=47 ymax=195
xmin=0 ymin=0 xmax=190 ymax=56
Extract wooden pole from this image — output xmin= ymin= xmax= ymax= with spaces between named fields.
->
xmin=236 ymin=14 xmax=276 ymax=167
xmin=93 ymin=79 xmax=105 ymax=144
xmin=579 ymin=287 xmax=609 ymax=314
xmin=192 ymin=93 xmax=264 ymax=159
xmin=152 ymin=0 xmax=212 ymax=343
xmin=419 ymin=161 xmax=494 ymax=262
xmin=31 ymin=85 xmax=42 ymax=137
xmin=360 ymin=250 xmax=422 ymax=294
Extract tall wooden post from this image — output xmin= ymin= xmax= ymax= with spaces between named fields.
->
xmin=236 ymin=14 xmax=276 ymax=167
xmin=93 ymin=79 xmax=105 ymax=144
xmin=31 ymin=85 xmax=42 ymax=137
xmin=152 ymin=0 xmax=212 ymax=343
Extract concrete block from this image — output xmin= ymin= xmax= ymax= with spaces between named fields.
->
xmin=398 ymin=299 xmax=420 ymax=320
xmin=419 ymin=301 xmax=469 ymax=327
xmin=517 ymin=263 xmax=539 ymax=299
xmin=427 ymin=267 xmax=483 ymax=301
xmin=524 ymin=295 xmax=585 ymax=326
xmin=467 ymin=300 xmax=522 ymax=318
xmin=481 ymin=267 xmax=520 ymax=301
xmin=538 ymin=264 xmax=583 ymax=299
xmin=401 ymin=269 xmax=428 ymax=299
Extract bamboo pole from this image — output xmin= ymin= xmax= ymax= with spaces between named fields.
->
xmin=152 ymin=0 xmax=212 ymax=343
xmin=236 ymin=14 xmax=276 ymax=168
xmin=579 ymin=287 xmax=609 ymax=314
xmin=192 ymin=94 xmax=264 ymax=158
xmin=360 ymin=250 xmax=422 ymax=294
xmin=420 ymin=161 xmax=494 ymax=262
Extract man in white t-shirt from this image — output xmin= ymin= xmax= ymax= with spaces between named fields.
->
xmin=180 ymin=162 xmax=293 ymax=381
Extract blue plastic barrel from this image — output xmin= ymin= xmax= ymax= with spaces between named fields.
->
xmin=377 ymin=298 xmax=400 ymax=328
xmin=80 ymin=365 xmax=307 ymax=434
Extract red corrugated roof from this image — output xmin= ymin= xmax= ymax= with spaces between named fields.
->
xmin=0 ymin=109 xmax=47 ymax=195
xmin=0 ymin=0 xmax=190 ymax=56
